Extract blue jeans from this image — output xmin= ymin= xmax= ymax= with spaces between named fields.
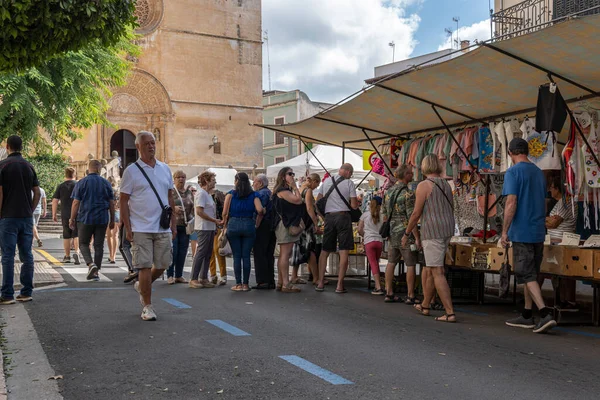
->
xmin=227 ymin=217 xmax=256 ymax=285
xmin=0 ymin=218 xmax=34 ymax=299
xmin=167 ymin=226 xmax=190 ymax=278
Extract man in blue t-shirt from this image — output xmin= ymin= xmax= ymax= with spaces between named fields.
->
xmin=501 ymin=138 xmax=556 ymax=334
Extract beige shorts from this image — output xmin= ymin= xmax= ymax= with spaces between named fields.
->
xmin=422 ymin=238 xmax=451 ymax=267
xmin=131 ymin=232 xmax=172 ymax=269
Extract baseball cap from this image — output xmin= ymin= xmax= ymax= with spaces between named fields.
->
xmin=508 ymin=137 xmax=528 ymax=153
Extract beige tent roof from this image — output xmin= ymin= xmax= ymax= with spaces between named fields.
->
xmin=257 ymin=14 xmax=600 ymax=150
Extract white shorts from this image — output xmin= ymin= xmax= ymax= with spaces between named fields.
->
xmin=33 ymin=213 xmax=41 ymax=226
xmin=422 ymin=238 xmax=451 ymax=267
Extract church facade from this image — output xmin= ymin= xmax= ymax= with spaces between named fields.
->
xmin=66 ymin=0 xmax=263 ymax=175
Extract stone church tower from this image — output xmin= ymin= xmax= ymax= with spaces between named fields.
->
xmin=66 ymin=0 xmax=263 ymax=174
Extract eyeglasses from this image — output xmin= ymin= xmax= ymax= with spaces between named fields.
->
xmin=287 ymin=172 xmax=295 ymax=177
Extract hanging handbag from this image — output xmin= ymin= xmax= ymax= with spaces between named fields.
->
xmin=219 ymin=241 xmax=232 ymax=257
xmin=379 ymin=186 xmax=406 ymax=239
xmin=135 ymin=162 xmax=172 ymax=230
xmin=218 ymin=228 xmax=228 ymax=249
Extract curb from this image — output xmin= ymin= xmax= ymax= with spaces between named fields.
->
xmin=0 ymin=334 xmax=6 ymax=400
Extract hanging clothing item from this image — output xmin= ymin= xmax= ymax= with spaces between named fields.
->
xmin=563 ymin=118 xmax=584 ymax=218
xmin=525 ymin=130 xmax=561 ymax=170
xmin=495 ymin=122 xmax=509 ymax=172
xmin=478 ymin=126 xmax=495 ymax=173
xmin=536 ymin=84 xmax=568 ymax=133
xmin=582 ymin=121 xmax=600 ymax=188
xmin=503 ymin=121 xmax=517 ymax=169
xmin=520 ymin=118 xmax=536 ymax=139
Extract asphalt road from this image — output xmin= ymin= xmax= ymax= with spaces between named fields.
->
xmin=2 ymin=238 xmax=600 ymax=400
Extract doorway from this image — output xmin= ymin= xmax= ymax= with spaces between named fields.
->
xmin=110 ymin=129 xmax=138 ymax=175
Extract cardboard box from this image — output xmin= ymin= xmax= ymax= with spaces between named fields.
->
xmin=563 ymin=248 xmax=595 ymax=278
xmin=541 ymin=245 xmax=565 ymax=275
xmin=470 ymin=244 xmax=497 ymax=270
xmin=445 ymin=244 xmax=455 ymax=267
xmin=454 ymin=244 xmax=473 ymax=268
xmin=489 ymin=247 xmax=512 ymax=271
xmin=594 ymin=251 xmax=600 ymax=280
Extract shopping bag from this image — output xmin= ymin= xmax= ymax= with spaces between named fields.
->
xmin=499 ymin=246 xmax=511 ymax=298
xmin=219 ymin=241 xmax=232 ymax=257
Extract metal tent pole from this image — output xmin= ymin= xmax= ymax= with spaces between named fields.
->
xmin=342 ymin=142 xmax=346 ymax=164
xmin=483 ymin=175 xmax=491 ymax=244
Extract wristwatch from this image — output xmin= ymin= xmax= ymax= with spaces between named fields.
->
xmin=404 ymin=231 xmax=411 ymax=237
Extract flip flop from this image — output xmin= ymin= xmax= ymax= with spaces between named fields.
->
xmin=315 ymin=286 xmax=325 ymax=292
xmin=335 ymin=288 xmax=348 ymax=294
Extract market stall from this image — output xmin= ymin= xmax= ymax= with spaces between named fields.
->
xmin=256 ymin=13 xmax=600 ymax=324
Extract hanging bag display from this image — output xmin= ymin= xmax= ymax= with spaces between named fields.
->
xmin=135 ymin=162 xmax=172 ymax=230
xmin=536 ymin=83 xmax=567 ymax=133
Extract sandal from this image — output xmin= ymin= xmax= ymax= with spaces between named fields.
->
xmin=384 ymin=295 xmax=400 ymax=303
xmin=404 ymin=297 xmax=421 ymax=305
xmin=413 ymin=304 xmax=431 ymax=316
xmin=335 ymin=288 xmax=348 ymax=294
xmin=435 ymin=314 xmax=457 ymax=323
xmin=291 ymin=278 xmax=307 ymax=284
xmin=431 ymin=302 xmax=444 ymax=311
xmin=371 ymin=288 xmax=385 ymax=295
xmin=252 ymin=283 xmax=270 ymax=290
xmin=282 ymin=283 xmax=301 ymax=293
xmin=231 ymin=284 xmax=244 ymax=292
xmin=315 ymin=286 xmax=325 ymax=292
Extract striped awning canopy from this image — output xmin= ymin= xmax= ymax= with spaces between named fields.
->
xmin=257 ymin=14 xmax=600 ymax=150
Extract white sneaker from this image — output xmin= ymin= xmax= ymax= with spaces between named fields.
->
xmin=218 ymin=277 xmax=227 ymax=286
xmin=141 ymin=305 xmax=157 ymax=321
xmin=134 ymin=281 xmax=144 ymax=306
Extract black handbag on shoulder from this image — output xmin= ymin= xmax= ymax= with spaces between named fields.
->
xmin=379 ymin=187 xmax=406 ymax=239
xmin=329 ymin=176 xmax=362 ymax=223
xmin=135 ymin=162 xmax=173 ymax=230
xmin=316 ymin=176 xmax=345 ymax=217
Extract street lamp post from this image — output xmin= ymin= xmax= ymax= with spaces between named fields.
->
xmin=388 ymin=41 xmax=395 ymax=63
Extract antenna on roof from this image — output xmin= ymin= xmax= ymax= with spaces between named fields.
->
xmin=452 ymin=17 xmax=460 ymax=50
xmin=444 ymin=28 xmax=453 ymax=49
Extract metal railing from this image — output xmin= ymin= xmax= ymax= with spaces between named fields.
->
xmin=492 ymin=0 xmax=600 ymax=40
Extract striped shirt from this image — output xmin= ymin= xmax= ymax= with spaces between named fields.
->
xmin=548 ymin=198 xmax=578 ymax=241
xmin=420 ymin=177 xmax=455 ymax=241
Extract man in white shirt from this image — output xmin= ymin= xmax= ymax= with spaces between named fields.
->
xmin=315 ymin=163 xmax=358 ymax=293
xmin=120 ymin=131 xmax=176 ymax=321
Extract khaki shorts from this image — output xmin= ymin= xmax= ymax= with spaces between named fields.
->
xmin=388 ymin=245 xmax=419 ymax=266
xmin=131 ymin=232 xmax=172 ymax=269
xmin=422 ymin=238 xmax=451 ymax=267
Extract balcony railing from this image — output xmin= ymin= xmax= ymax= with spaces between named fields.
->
xmin=492 ymin=0 xmax=600 ymax=40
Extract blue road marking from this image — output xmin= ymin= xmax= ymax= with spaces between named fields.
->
xmin=206 ymin=320 xmax=251 ymax=336
xmin=555 ymin=327 xmax=600 ymax=339
xmin=162 ymin=298 xmax=192 ymax=309
xmin=454 ymin=307 xmax=489 ymax=317
xmin=45 ymin=287 xmax=129 ymax=292
xmin=279 ymin=355 xmax=354 ymax=385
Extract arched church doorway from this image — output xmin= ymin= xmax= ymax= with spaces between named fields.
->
xmin=110 ymin=129 xmax=138 ymax=175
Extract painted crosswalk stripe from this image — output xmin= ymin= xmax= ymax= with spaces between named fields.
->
xmin=60 ymin=267 xmax=111 ymax=282
xmin=205 ymin=320 xmax=251 ymax=336
xmin=279 ymin=355 xmax=354 ymax=385
xmin=162 ymin=298 xmax=192 ymax=309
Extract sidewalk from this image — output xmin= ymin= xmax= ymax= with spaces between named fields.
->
xmin=0 ymin=248 xmax=64 ymax=290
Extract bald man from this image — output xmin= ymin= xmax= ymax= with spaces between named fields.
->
xmin=70 ymin=160 xmax=115 ymax=281
xmin=315 ymin=163 xmax=358 ymax=293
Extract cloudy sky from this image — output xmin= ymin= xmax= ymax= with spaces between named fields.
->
xmin=262 ymin=0 xmax=493 ymax=104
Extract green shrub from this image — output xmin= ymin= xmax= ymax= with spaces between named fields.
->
xmin=29 ymin=153 xmax=69 ymax=196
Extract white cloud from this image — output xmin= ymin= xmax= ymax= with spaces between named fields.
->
xmin=437 ymin=19 xmax=492 ymax=51
xmin=262 ymin=0 xmax=421 ymax=104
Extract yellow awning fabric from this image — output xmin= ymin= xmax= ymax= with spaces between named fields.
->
xmin=257 ymin=14 xmax=600 ymax=150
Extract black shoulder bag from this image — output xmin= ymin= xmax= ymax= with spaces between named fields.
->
xmin=379 ymin=186 xmax=406 ymax=239
xmin=315 ymin=176 xmax=345 ymax=217
xmin=135 ymin=162 xmax=173 ymax=230
xmin=330 ymin=177 xmax=362 ymax=223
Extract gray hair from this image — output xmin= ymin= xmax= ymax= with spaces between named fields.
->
xmin=255 ymin=173 xmax=269 ymax=188
xmin=135 ymin=130 xmax=155 ymax=145
xmin=394 ymin=165 xmax=411 ymax=180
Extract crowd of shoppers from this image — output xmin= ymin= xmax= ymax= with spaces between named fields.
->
xmin=0 ymin=131 xmax=560 ymax=334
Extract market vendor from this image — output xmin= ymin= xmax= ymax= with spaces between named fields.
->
xmin=540 ymin=175 xmax=579 ymax=311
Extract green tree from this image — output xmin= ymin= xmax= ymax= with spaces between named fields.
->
xmin=29 ymin=153 xmax=70 ymax=196
xmin=0 ymin=0 xmax=136 ymax=73
xmin=0 ymin=29 xmax=140 ymax=151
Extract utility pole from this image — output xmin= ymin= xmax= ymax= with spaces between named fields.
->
xmin=263 ymin=30 xmax=271 ymax=91
xmin=388 ymin=41 xmax=395 ymax=63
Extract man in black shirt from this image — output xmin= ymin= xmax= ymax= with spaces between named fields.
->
xmin=0 ymin=136 xmax=40 ymax=304
xmin=52 ymin=167 xmax=80 ymax=264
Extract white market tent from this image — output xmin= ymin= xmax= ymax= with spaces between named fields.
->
xmin=186 ymin=167 xmax=237 ymax=193
xmin=266 ymin=145 xmax=381 ymax=185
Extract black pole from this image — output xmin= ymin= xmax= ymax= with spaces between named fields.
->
xmin=342 ymin=142 xmax=346 ymax=164
xmin=483 ymin=175 xmax=490 ymax=244
xmin=361 ymin=129 xmax=394 ymax=176
xmin=547 ymin=74 xmax=600 ymax=168
xmin=357 ymin=170 xmax=372 ymax=187
xmin=431 ymin=105 xmax=478 ymax=172
xmin=298 ymin=138 xmax=333 ymax=178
